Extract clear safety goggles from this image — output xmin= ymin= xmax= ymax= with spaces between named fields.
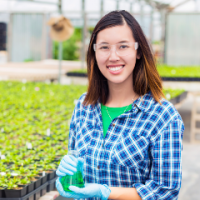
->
xmin=93 ymin=42 xmax=139 ymax=57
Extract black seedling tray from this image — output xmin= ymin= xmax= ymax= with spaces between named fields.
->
xmin=169 ymin=91 xmax=188 ymax=105
xmin=0 ymin=177 xmax=57 ymax=200
xmin=162 ymin=77 xmax=200 ymax=81
xmin=66 ymin=72 xmax=200 ymax=82
xmin=66 ymin=72 xmax=87 ymax=77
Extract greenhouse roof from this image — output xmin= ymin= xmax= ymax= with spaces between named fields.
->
xmin=0 ymin=0 xmax=199 ymax=13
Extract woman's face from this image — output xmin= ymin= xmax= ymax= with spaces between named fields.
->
xmin=95 ymin=23 xmax=140 ymax=85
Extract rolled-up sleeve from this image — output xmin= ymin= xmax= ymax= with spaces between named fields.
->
xmin=133 ymin=119 xmax=184 ymax=200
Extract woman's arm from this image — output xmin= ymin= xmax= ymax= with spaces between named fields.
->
xmin=109 ymin=187 xmax=142 ymax=200
xmin=133 ymin=119 xmax=184 ymax=200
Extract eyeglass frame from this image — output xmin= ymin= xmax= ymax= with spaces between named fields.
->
xmin=93 ymin=42 xmax=139 ymax=57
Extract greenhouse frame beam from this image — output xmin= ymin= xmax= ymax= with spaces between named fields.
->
xmin=144 ymin=0 xmax=192 ymax=12
xmin=168 ymin=0 xmax=192 ymax=12
xmin=7 ymin=0 xmax=58 ymax=5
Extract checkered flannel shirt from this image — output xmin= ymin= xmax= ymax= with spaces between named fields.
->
xmin=68 ymin=91 xmax=184 ymax=200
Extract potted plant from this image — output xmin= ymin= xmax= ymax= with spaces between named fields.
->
xmin=0 ymin=177 xmax=7 ymax=198
xmin=17 ymin=166 xmax=30 ymax=176
xmin=41 ymin=163 xmax=56 ymax=181
xmin=27 ymin=171 xmax=41 ymax=190
xmin=5 ymin=177 xmax=27 ymax=198
xmin=17 ymin=176 xmax=34 ymax=193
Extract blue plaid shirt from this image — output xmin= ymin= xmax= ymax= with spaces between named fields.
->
xmin=68 ymin=91 xmax=184 ymax=200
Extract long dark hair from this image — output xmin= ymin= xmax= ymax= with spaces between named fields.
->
xmin=83 ymin=10 xmax=165 ymax=106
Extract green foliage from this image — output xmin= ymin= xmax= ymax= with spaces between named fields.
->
xmin=157 ymin=65 xmax=200 ymax=77
xmin=163 ymin=89 xmax=185 ymax=100
xmin=24 ymin=58 xmax=34 ymax=62
xmin=0 ymin=81 xmax=87 ymax=187
xmin=53 ymin=28 xmax=82 ymax=61
xmin=17 ymin=166 xmax=30 ymax=176
xmin=16 ymin=177 xmax=31 ymax=185
xmin=68 ymin=65 xmax=200 ymax=78
xmin=6 ymin=178 xmax=18 ymax=189
xmin=69 ymin=69 xmax=87 ymax=74
xmin=88 ymin=27 xmax=94 ymax=35
xmin=0 ymin=176 xmax=8 ymax=188
xmin=152 ymin=40 xmax=161 ymax=45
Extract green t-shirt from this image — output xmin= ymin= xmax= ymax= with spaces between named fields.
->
xmin=101 ymin=103 xmax=132 ymax=138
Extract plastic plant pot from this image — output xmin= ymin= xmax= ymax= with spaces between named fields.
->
xmin=0 ymin=187 xmax=7 ymax=198
xmin=5 ymin=185 xmax=27 ymax=198
xmin=46 ymin=170 xmax=56 ymax=181
xmin=33 ymin=177 xmax=41 ymax=190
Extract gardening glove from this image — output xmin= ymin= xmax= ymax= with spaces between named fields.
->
xmin=56 ymin=155 xmax=84 ymax=177
xmin=56 ymin=178 xmax=111 ymax=200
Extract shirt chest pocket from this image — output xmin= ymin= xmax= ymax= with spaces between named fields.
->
xmin=75 ymin=121 xmax=93 ymax=157
xmin=111 ymin=135 xmax=149 ymax=169
xmin=75 ymin=120 xmax=99 ymax=158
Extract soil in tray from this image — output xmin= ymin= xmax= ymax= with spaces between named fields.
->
xmin=5 ymin=186 xmax=27 ymax=198
xmin=18 ymin=181 xmax=34 ymax=194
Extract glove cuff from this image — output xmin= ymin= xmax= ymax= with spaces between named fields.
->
xmin=99 ymin=184 xmax=111 ymax=200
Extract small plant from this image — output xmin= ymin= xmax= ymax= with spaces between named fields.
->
xmin=0 ymin=176 xmax=7 ymax=188
xmin=17 ymin=166 xmax=29 ymax=176
xmin=6 ymin=178 xmax=18 ymax=189
xmin=16 ymin=177 xmax=31 ymax=186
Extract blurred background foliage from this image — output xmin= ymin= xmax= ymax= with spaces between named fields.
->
xmin=53 ymin=28 xmax=82 ymax=61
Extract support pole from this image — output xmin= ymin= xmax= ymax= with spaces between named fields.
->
xmin=101 ymin=0 xmax=104 ymax=18
xmin=160 ymin=9 xmax=166 ymax=63
xmin=81 ymin=0 xmax=85 ymax=69
xmin=149 ymin=6 xmax=154 ymax=44
xmin=130 ymin=2 xmax=133 ymax=15
xmin=116 ymin=0 xmax=120 ymax=10
xmin=140 ymin=0 xmax=144 ymax=30
xmin=58 ymin=0 xmax=62 ymax=84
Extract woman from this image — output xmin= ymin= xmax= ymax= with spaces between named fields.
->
xmin=56 ymin=10 xmax=184 ymax=200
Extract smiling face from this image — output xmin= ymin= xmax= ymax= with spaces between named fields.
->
xmin=95 ymin=23 xmax=140 ymax=86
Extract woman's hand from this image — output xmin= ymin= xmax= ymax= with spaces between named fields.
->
xmin=56 ymin=178 xmax=111 ymax=200
xmin=56 ymin=155 xmax=84 ymax=177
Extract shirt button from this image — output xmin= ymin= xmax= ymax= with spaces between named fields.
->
xmin=112 ymin=123 xmax=115 ymax=127
xmin=97 ymin=165 xmax=100 ymax=169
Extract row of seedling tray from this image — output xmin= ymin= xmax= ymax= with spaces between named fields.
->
xmin=0 ymin=170 xmax=57 ymax=200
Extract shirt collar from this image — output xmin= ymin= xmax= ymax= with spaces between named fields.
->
xmin=133 ymin=91 xmax=154 ymax=113
xmin=97 ymin=91 xmax=154 ymax=113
